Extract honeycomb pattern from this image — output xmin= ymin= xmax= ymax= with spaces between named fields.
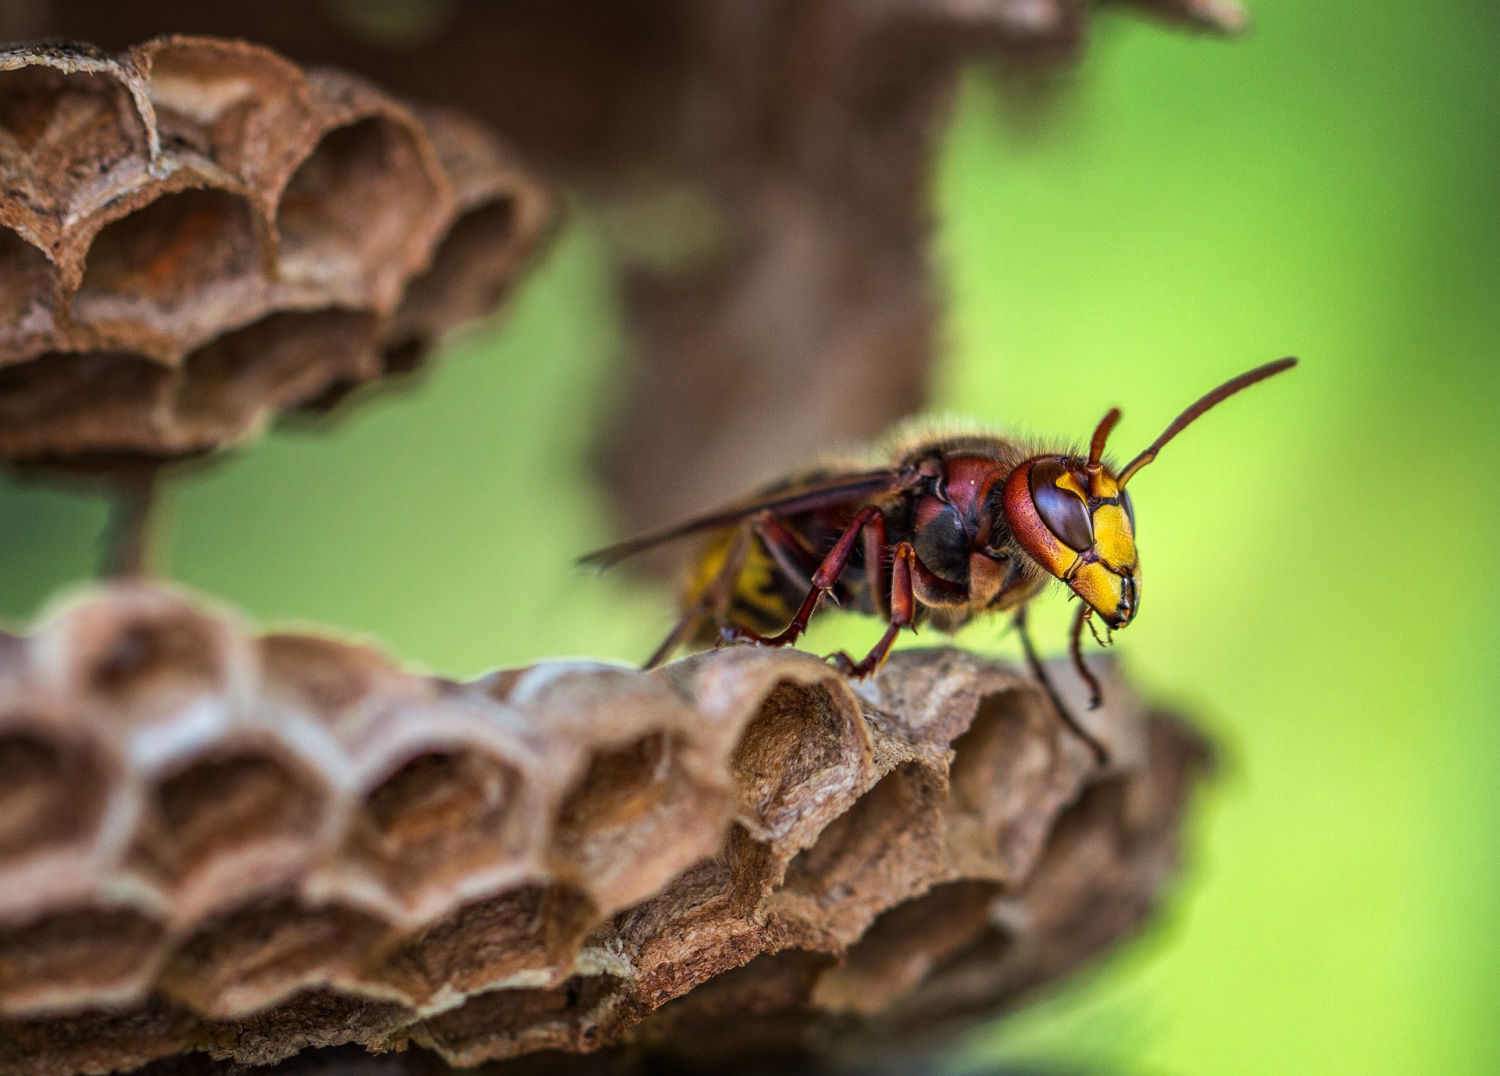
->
xmin=0 ymin=584 xmax=1208 ymax=1074
xmin=0 ymin=37 xmax=554 ymax=470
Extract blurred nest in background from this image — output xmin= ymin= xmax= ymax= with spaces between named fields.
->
xmin=14 ymin=0 xmax=1244 ymax=523
xmin=0 ymin=35 xmax=553 ymax=475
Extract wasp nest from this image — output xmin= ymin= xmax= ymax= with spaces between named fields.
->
xmin=0 ymin=584 xmax=1207 ymax=1075
xmin=0 ymin=36 xmax=554 ymax=471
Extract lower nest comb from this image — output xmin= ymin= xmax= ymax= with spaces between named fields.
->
xmin=0 ymin=584 xmax=1208 ymax=1074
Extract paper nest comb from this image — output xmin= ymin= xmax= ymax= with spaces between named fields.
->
xmin=0 ymin=36 xmax=554 ymax=471
xmin=0 ymin=584 xmax=1208 ymax=1074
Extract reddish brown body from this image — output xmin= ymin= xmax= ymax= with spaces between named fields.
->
xmin=583 ymin=359 xmax=1296 ymax=763
xmin=694 ymin=437 xmax=1048 ymax=645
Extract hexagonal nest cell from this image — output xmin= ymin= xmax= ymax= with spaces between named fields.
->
xmin=0 ymin=36 xmax=555 ymax=473
xmin=0 ymin=728 xmax=111 ymax=880
xmin=0 ymin=583 xmax=1211 ymax=1074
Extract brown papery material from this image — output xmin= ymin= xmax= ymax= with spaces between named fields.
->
xmin=0 ymin=583 xmax=1208 ymax=1074
xmin=0 ymin=37 xmax=554 ymax=473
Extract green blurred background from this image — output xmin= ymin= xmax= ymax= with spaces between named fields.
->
xmin=2 ymin=2 xmax=1497 ymax=1072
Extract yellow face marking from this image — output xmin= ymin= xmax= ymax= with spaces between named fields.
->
xmin=1069 ymin=560 xmax=1127 ymax=623
xmin=1092 ymin=503 xmax=1136 ymax=570
xmin=1056 ymin=471 xmax=1090 ymax=500
xmin=1051 ymin=467 xmax=1136 ymax=572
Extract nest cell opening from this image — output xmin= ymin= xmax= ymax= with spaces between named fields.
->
xmin=0 ymin=730 xmax=108 ymax=864
xmin=74 ymin=188 xmax=260 ymax=315
xmin=0 ymin=350 xmax=169 ymax=463
xmin=77 ymin=604 xmax=231 ymax=713
xmin=0 ymin=229 xmax=55 ymax=335
xmin=632 ymin=950 xmax=837 ymax=1060
xmin=552 ymin=732 xmax=724 ymax=909
xmin=728 ymin=681 xmax=866 ymax=841
xmin=948 ymin=690 xmax=1054 ymax=814
xmin=445 ymin=195 xmax=518 ymax=265
xmin=0 ymin=65 xmax=145 ymax=165
xmin=346 ymin=747 xmax=522 ymax=903
xmin=1023 ymin=776 xmax=1136 ymax=923
xmin=780 ymin=762 xmax=938 ymax=910
xmin=176 ymin=308 xmax=378 ymax=431
xmin=380 ymin=337 xmax=426 ymax=377
xmin=127 ymin=749 xmax=324 ymax=892
xmin=0 ymin=906 xmax=166 ymax=1013
xmin=257 ymin=634 xmax=389 ymax=725
xmin=391 ymin=884 xmax=598 ymax=999
xmin=946 ymin=689 xmax=1070 ymax=879
xmin=390 ymin=196 xmax=520 ymax=341
xmin=143 ymin=39 xmax=300 ymax=141
xmin=275 ymin=117 xmax=439 ymax=293
xmin=143 ymin=40 xmax=312 ymax=200
xmin=811 ymin=880 xmax=1001 ymax=1016
xmin=417 ymin=973 xmax=624 ymax=1066
xmin=888 ymin=917 xmax=1018 ymax=1025
xmin=159 ymin=896 xmax=389 ymax=1017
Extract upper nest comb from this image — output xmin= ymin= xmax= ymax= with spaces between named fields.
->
xmin=0 ymin=36 xmax=554 ymax=471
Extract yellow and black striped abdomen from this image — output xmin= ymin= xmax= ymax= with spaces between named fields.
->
xmin=681 ymin=525 xmax=804 ymax=645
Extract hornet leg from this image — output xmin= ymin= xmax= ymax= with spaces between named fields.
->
xmin=1070 ymin=602 xmax=1104 ymax=710
xmin=754 ymin=512 xmax=822 ymax=588
xmin=721 ymin=505 xmax=883 ymax=650
xmin=829 ymin=541 xmax=917 ymax=678
xmin=644 ymin=521 xmax=754 ymax=668
xmin=1014 ymin=604 xmax=1110 ymax=765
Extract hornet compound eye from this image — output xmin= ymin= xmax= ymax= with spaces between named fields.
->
xmin=1028 ymin=460 xmax=1093 ymax=552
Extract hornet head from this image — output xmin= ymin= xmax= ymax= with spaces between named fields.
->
xmin=1002 ymin=357 xmax=1297 ymax=628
